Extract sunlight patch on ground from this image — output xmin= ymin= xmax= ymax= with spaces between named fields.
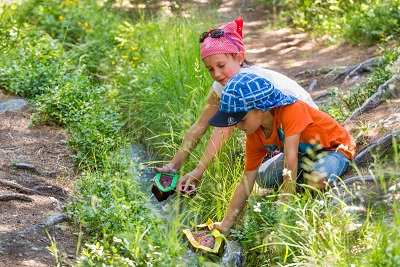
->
xmin=246 ymin=47 xmax=268 ymax=53
xmin=20 ymin=259 xmax=49 ymax=267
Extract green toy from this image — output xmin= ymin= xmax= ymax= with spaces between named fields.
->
xmin=152 ymin=172 xmax=179 ymax=201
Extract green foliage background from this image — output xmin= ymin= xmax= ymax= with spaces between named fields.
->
xmin=261 ymin=0 xmax=400 ymax=44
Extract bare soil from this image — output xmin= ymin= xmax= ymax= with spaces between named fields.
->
xmin=0 ymin=0 xmax=398 ymax=266
xmin=0 ymin=95 xmax=78 ymax=267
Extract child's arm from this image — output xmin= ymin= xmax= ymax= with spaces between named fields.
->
xmin=178 ymin=125 xmax=234 ymax=191
xmin=212 ymin=169 xmax=258 ymax=234
xmin=282 ymin=133 xmax=301 ymax=195
xmin=155 ymin=87 xmax=219 ymax=173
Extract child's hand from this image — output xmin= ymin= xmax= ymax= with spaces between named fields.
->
xmin=154 ymin=163 xmax=177 ymax=174
xmin=210 ymin=222 xmax=230 ymax=236
xmin=177 ymin=170 xmax=202 ymax=193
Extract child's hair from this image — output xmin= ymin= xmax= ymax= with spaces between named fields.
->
xmin=227 ymin=53 xmax=256 ymax=67
xmin=242 ymin=57 xmax=256 ymax=67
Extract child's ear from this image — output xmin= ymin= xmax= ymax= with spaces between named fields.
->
xmin=237 ymin=51 xmax=245 ymax=64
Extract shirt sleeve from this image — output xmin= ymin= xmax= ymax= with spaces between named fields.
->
xmin=212 ymin=81 xmax=223 ymax=97
xmin=278 ymin=102 xmax=313 ymax=137
xmin=244 ymin=128 xmax=268 ymax=171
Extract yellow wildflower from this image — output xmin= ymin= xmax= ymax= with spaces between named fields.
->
xmin=59 ymin=15 xmax=64 ymax=20
xmin=65 ymin=0 xmax=77 ymax=7
xmin=85 ymin=29 xmax=92 ymax=33
xmin=122 ymin=55 xmax=128 ymax=59
xmin=111 ymin=61 xmax=115 ymax=65
xmin=130 ymin=46 xmax=138 ymax=51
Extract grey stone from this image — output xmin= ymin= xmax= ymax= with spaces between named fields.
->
xmin=0 ymin=99 xmax=27 ymax=113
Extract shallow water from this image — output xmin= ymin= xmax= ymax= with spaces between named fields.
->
xmin=129 ymin=145 xmax=243 ymax=266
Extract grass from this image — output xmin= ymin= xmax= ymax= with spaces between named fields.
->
xmin=1 ymin=0 xmax=399 ymax=266
xmin=233 ymin=170 xmax=400 ymax=266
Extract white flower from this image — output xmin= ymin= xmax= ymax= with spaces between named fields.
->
xmin=253 ymin=202 xmax=262 ymax=213
xmin=113 ymin=237 xmax=123 ymax=243
xmin=268 ymin=231 xmax=275 ymax=241
xmin=324 ymin=222 xmax=333 ymax=230
xmin=282 ymin=168 xmax=292 ymax=177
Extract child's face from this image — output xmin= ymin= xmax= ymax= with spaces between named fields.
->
xmin=202 ymin=53 xmax=243 ymax=85
xmin=235 ymin=110 xmax=273 ymax=134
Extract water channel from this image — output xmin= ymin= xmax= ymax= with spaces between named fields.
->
xmin=129 ymin=145 xmax=243 ymax=267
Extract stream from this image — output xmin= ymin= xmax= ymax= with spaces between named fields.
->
xmin=129 ymin=145 xmax=243 ymax=267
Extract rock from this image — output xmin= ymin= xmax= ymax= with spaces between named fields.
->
xmin=388 ymin=182 xmax=400 ymax=194
xmin=0 ymin=99 xmax=27 ymax=113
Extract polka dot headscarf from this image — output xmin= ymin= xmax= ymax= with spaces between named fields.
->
xmin=200 ymin=18 xmax=245 ymax=60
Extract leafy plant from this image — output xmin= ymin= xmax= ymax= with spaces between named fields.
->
xmin=260 ymin=0 xmax=400 ymax=44
xmin=321 ymin=47 xmax=398 ymax=122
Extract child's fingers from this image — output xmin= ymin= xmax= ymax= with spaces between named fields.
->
xmin=181 ymin=180 xmax=191 ymax=192
xmin=154 ymin=165 xmax=172 ymax=173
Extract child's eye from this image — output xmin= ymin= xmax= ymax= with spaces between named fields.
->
xmin=218 ymin=64 xmax=225 ymax=68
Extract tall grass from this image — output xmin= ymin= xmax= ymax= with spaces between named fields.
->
xmin=111 ymin=13 xmax=216 ymax=157
xmin=233 ymin=170 xmax=400 ymax=266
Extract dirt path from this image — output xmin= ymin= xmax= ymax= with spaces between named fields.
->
xmin=0 ymin=92 xmax=78 ymax=267
xmin=0 ymin=1 xmax=398 ymax=266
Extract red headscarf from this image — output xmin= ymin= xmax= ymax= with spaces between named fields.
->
xmin=200 ymin=17 xmax=245 ymax=60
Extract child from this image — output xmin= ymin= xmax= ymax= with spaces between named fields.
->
xmin=155 ymin=18 xmax=318 ymax=193
xmin=208 ymin=72 xmax=356 ymax=234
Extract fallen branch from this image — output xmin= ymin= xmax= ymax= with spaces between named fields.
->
xmin=24 ymin=214 xmax=67 ymax=232
xmin=324 ymin=67 xmax=338 ymax=78
xmin=308 ymin=79 xmax=318 ymax=91
xmin=353 ymin=129 xmax=400 ymax=166
xmin=14 ymin=163 xmax=41 ymax=174
xmin=338 ymin=172 xmax=400 ymax=186
xmin=0 ymin=194 xmax=34 ymax=202
xmin=295 ymin=67 xmax=334 ymax=78
xmin=33 ymin=185 xmax=68 ymax=197
xmin=314 ymin=92 xmax=329 ymax=101
xmin=333 ymin=56 xmax=382 ymax=82
xmin=345 ymin=71 xmax=400 ymax=122
xmin=0 ymin=179 xmax=47 ymax=196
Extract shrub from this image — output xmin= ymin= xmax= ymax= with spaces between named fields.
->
xmin=260 ymin=0 xmax=400 ymax=44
